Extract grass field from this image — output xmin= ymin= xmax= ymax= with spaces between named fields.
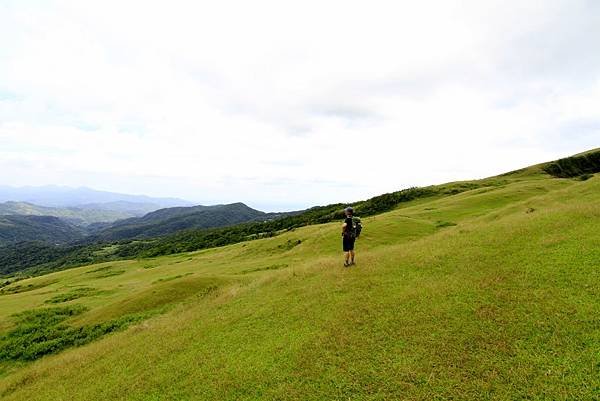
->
xmin=0 ymin=166 xmax=599 ymax=400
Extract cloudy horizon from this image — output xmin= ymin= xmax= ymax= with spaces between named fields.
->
xmin=1 ymin=1 xmax=599 ymax=211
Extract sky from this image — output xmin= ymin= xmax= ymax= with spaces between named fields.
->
xmin=0 ymin=0 xmax=599 ymax=211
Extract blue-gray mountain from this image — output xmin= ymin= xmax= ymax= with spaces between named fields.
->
xmin=0 ymin=185 xmax=193 ymax=212
xmin=0 ymin=201 xmax=136 ymax=226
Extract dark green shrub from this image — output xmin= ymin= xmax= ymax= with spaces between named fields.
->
xmin=578 ymin=173 xmax=593 ymax=181
xmin=436 ymin=221 xmax=457 ymax=228
xmin=542 ymin=151 xmax=600 ymax=178
xmin=44 ymin=287 xmax=101 ymax=304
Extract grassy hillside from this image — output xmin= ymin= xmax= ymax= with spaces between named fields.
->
xmin=0 ymin=162 xmax=598 ymax=399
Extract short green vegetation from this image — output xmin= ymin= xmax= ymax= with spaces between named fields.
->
xmin=0 ymin=154 xmax=598 ymax=400
xmin=152 ymin=272 xmax=193 ymax=284
xmin=44 ymin=287 xmax=103 ymax=304
xmin=240 ymin=263 xmax=289 ymax=274
xmin=0 ymin=305 xmax=141 ymax=362
xmin=434 ymin=220 xmax=457 ymax=228
xmin=0 ymin=280 xmax=55 ymax=296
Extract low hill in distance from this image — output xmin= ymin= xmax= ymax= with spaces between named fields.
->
xmin=0 ymin=149 xmax=598 ymax=400
xmin=0 ymin=215 xmax=85 ymax=246
xmin=92 ymin=202 xmax=295 ymax=241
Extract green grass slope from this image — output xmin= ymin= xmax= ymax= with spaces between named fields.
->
xmin=0 ymin=171 xmax=598 ymax=400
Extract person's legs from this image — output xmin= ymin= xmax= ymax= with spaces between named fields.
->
xmin=343 ymin=237 xmax=350 ymax=266
xmin=350 ymin=250 xmax=355 ymax=264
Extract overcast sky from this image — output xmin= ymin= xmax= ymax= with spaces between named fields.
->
xmin=1 ymin=1 xmax=599 ymax=211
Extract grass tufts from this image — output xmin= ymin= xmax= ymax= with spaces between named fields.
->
xmin=0 ymin=305 xmax=142 ymax=362
xmin=44 ymin=287 xmax=103 ymax=304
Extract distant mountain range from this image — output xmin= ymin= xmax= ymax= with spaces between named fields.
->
xmin=0 ymin=186 xmax=296 ymax=246
xmin=0 ymin=185 xmax=193 ymax=212
xmin=0 ymin=201 xmax=137 ymax=226
xmin=0 ymin=186 xmax=268 ymax=245
xmin=0 ymin=201 xmax=287 ymax=246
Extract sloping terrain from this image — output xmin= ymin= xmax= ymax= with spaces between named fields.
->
xmin=0 ymin=160 xmax=598 ymax=399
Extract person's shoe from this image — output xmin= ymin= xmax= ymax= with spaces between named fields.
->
xmin=350 ymin=261 xmax=356 ymax=266
xmin=344 ymin=262 xmax=350 ymax=267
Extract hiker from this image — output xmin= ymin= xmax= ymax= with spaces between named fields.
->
xmin=342 ymin=206 xmax=362 ymax=267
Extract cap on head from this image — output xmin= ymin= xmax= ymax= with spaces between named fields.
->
xmin=344 ymin=206 xmax=354 ymax=215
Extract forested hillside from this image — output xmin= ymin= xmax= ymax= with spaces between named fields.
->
xmin=0 ymin=215 xmax=85 ymax=246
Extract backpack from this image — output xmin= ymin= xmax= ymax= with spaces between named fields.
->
xmin=352 ymin=217 xmax=362 ymax=238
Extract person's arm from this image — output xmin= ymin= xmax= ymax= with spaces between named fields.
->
xmin=342 ymin=222 xmax=347 ymax=235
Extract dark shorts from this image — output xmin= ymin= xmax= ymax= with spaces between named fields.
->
xmin=343 ymin=236 xmax=355 ymax=252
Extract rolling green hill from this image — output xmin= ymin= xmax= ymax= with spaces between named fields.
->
xmin=0 ymin=151 xmax=598 ymax=400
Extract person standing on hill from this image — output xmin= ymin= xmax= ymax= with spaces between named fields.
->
xmin=342 ymin=206 xmax=362 ymax=267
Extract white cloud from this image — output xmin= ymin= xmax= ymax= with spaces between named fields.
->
xmin=0 ymin=0 xmax=599 ymax=210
